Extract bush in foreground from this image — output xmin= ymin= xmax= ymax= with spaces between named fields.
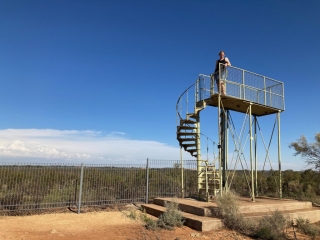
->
xmin=123 ymin=200 xmax=184 ymax=231
xmin=157 ymin=201 xmax=185 ymax=230
xmin=296 ymin=217 xmax=319 ymax=238
xmin=254 ymin=210 xmax=287 ymax=240
xmin=215 ymin=191 xmax=254 ymax=234
xmin=215 ymin=191 xmax=290 ymax=239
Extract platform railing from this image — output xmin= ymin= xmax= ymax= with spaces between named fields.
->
xmin=198 ymin=64 xmax=285 ymax=111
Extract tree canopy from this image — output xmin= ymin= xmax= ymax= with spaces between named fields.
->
xmin=290 ymin=133 xmax=320 ymax=170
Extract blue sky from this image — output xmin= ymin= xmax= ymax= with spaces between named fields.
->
xmin=0 ymin=0 xmax=319 ymax=170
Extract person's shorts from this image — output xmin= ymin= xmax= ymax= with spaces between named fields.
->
xmin=213 ymin=71 xmax=226 ymax=83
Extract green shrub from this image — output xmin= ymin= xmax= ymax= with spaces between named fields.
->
xmin=254 ymin=210 xmax=287 ymax=240
xmin=140 ymin=212 xmax=158 ymax=230
xmin=215 ymin=191 xmax=254 ymax=234
xmin=123 ymin=200 xmax=185 ymax=231
xmin=215 ymin=191 xmax=289 ymax=239
xmin=156 ymin=201 xmax=185 ymax=230
xmin=296 ymin=217 xmax=319 ymax=238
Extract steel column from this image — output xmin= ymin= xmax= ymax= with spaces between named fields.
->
xmin=196 ymin=115 xmax=202 ymax=195
xmin=249 ymin=103 xmax=255 ymax=202
xmin=254 ymin=116 xmax=258 ymax=196
xmin=277 ymin=111 xmax=282 ymax=200
xmin=218 ymin=94 xmax=222 ymax=196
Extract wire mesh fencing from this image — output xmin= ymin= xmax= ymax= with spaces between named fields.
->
xmin=0 ymin=159 xmax=198 ymax=214
xmin=146 ymin=159 xmax=198 ymax=202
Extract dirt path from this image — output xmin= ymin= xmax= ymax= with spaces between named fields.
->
xmin=0 ymin=210 xmax=312 ymax=240
xmin=0 ymin=210 xmax=252 ymax=240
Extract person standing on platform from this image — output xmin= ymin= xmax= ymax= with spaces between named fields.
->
xmin=212 ymin=51 xmax=231 ymax=95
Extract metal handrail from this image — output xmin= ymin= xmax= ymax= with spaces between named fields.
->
xmin=176 ymin=82 xmax=197 ymax=123
xmin=225 ymin=65 xmax=283 ymax=84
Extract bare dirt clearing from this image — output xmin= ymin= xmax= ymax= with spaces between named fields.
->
xmin=0 ymin=210 xmax=312 ymax=240
xmin=0 ymin=211 xmax=253 ymax=240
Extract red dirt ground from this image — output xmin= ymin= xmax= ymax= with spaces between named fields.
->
xmin=0 ymin=210 xmax=313 ymax=240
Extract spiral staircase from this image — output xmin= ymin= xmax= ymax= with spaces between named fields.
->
xmin=176 ymin=79 xmax=220 ymax=200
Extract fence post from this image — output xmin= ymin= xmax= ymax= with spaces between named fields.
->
xmin=146 ymin=158 xmax=149 ymax=204
xmin=78 ymin=163 xmax=84 ymax=214
xmin=180 ymin=147 xmax=184 ymax=198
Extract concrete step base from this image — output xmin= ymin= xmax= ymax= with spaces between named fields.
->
xmin=144 ymin=197 xmax=320 ymax=232
xmin=141 ymin=203 xmax=223 ymax=232
xmin=153 ymin=197 xmax=315 ymax=215
xmin=244 ymin=208 xmax=320 ymax=224
xmin=153 ymin=198 xmax=217 ymax=217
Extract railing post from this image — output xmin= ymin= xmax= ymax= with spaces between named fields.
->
xmin=77 ymin=163 xmax=84 ymax=214
xmin=146 ymin=158 xmax=149 ymax=204
xmin=282 ymin=82 xmax=285 ymax=110
xmin=242 ymin=70 xmax=245 ymax=100
xmin=264 ymin=77 xmax=266 ymax=105
xmin=195 ymin=78 xmax=199 ymax=110
xmin=186 ymin=90 xmax=188 ymax=115
xmin=205 ymin=161 xmax=208 ymax=202
xmin=210 ymin=74 xmax=214 ymax=96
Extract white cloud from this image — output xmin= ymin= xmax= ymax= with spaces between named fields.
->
xmin=0 ymin=129 xmax=301 ymax=170
xmin=0 ymin=129 xmax=184 ymax=163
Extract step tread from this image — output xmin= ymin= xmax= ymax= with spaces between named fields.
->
xmin=177 ymin=137 xmax=196 ymax=141
xmin=177 ymin=126 xmax=197 ymax=130
xmin=180 ymin=119 xmax=197 ymax=125
xmin=243 ymin=207 xmax=320 ymax=217
xmin=141 ymin=203 xmax=223 ymax=231
xmin=181 ymin=143 xmax=197 ymax=147
xmin=142 ymin=203 xmax=219 ymax=222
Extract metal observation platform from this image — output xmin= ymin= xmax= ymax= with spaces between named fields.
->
xmin=176 ymin=64 xmax=285 ymax=201
xmin=197 ymin=66 xmax=285 ymax=116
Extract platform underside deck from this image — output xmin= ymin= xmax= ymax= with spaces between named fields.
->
xmin=203 ymin=94 xmax=282 ymax=116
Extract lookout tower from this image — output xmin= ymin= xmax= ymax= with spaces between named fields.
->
xmin=176 ymin=64 xmax=285 ymax=201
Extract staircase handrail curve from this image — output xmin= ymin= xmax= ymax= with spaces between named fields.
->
xmin=200 ymin=132 xmax=217 ymax=146
xmin=176 ymin=81 xmax=197 ymax=123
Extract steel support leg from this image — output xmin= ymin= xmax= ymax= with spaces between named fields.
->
xmin=277 ymin=111 xmax=282 ymax=200
xmin=249 ymin=103 xmax=255 ymax=202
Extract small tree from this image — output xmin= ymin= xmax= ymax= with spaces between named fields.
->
xmin=290 ymin=133 xmax=320 ymax=170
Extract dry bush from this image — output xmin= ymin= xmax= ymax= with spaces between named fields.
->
xmin=215 ymin=191 xmax=290 ymax=239
xmin=296 ymin=217 xmax=320 ymax=238
xmin=157 ymin=201 xmax=184 ymax=230
xmin=254 ymin=210 xmax=287 ymax=240
xmin=215 ymin=191 xmax=254 ymax=234
xmin=123 ymin=200 xmax=184 ymax=231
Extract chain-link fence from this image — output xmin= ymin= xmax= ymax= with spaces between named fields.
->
xmin=0 ymin=159 xmax=197 ymax=213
